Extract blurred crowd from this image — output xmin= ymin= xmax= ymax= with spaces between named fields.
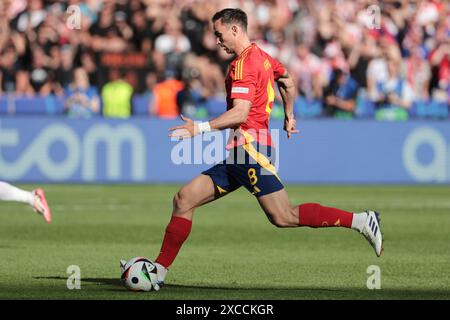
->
xmin=0 ymin=0 xmax=449 ymax=120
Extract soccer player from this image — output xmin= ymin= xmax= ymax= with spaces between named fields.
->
xmin=0 ymin=181 xmax=51 ymax=223
xmin=151 ymin=8 xmax=383 ymax=288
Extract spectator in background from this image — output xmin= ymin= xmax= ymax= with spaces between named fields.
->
xmin=404 ymin=46 xmax=431 ymax=101
xmin=15 ymin=0 xmax=47 ymax=33
xmin=176 ymin=67 xmax=208 ymax=118
xmin=35 ymin=9 xmax=61 ymax=54
xmin=115 ymin=11 xmax=134 ymax=42
xmin=348 ymin=32 xmax=378 ymax=89
xmin=322 ymin=38 xmax=348 ymax=77
xmin=145 ymin=0 xmax=171 ymax=42
xmin=0 ymin=46 xmax=17 ymax=94
xmin=374 ymin=59 xmax=415 ymax=120
xmin=80 ymin=51 xmax=98 ymax=88
xmin=89 ymin=3 xmax=127 ymax=53
xmin=64 ymin=67 xmax=100 ymax=118
xmin=366 ymin=46 xmax=389 ymax=102
xmin=0 ymin=0 xmax=448 ymax=120
xmin=89 ymin=2 xmax=117 ymax=39
xmin=179 ymin=2 xmax=210 ymax=56
xmin=154 ymin=14 xmax=191 ymax=75
xmin=53 ymin=45 xmax=75 ymax=94
xmin=138 ymin=71 xmax=157 ymax=114
xmin=324 ymin=68 xmax=359 ymax=118
xmin=0 ymin=3 xmax=9 ymax=53
xmin=367 ymin=31 xmax=403 ymax=101
xmin=182 ymin=52 xmax=226 ymax=97
xmin=429 ymin=36 xmax=450 ymax=102
xmin=290 ymin=44 xmax=325 ymax=100
xmin=101 ymin=68 xmax=133 ymax=118
xmin=150 ymin=71 xmax=183 ymax=119
xmin=130 ymin=9 xmax=154 ymax=53
xmin=29 ymin=46 xmax=53 ymax=96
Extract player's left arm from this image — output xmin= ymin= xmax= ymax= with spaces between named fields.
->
xmin=276 ymin=70 xmax=299 ymax=139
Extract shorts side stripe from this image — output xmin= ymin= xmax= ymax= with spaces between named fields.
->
xmin=242 ymin=143 xmax=281 ymax=182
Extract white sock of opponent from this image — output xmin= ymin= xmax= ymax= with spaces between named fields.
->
xmin=0 ymin=181 xmax=34 ymax=205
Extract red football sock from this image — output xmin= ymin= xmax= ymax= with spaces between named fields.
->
xmin=298 ymin=203 xmax=353 ymax=228
xmin=155 ymin=216 xmax=192 ymax=268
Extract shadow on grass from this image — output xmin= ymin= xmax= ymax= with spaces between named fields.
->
xmin=33 ymin=276 xmax=450 ymax=299
xmin=34 ymin=276 xmax=122 ymax=287
xmin=34 ymin=276 xmax=340 ymax=291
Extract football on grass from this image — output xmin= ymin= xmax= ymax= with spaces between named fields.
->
xmin=120 ymin=257 xmax=159 ymax=292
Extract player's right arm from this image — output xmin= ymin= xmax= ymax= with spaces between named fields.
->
xmin=208 ymin=98 xmax=251 ymax=130
xmin=276 ymin=71 xmax=299 ymax=139
xmin=169 ymin=54 xmax=255 ymax=139
xmin=168 ymin=99 xmax=251 ymax=140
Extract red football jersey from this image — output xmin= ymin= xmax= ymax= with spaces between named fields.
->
xmin=225 ymin=43 xmax=285 ymax=149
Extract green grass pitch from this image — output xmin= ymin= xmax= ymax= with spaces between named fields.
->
xmin=0 ymin=184 xmax=449 ymax=300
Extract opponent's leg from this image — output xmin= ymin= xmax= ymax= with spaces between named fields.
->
xmin=257 ymin=188 xmax=383 ymax=256
xmin=154 ymin=173 xmax=233 ymax=285
xmin=0 ymin=181 xmax=51 ymax=223
xmin=0 ymin=181 xmax=34 ymax=204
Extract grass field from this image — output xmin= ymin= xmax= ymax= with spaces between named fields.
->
xmin=0 ymin=184 xmax=449 ymax=300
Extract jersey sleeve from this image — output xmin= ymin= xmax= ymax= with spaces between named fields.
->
xmin=230 ymin=56 xmax=257 ymax=101
xmin=267 ymin=55 xmax=286 ymax=80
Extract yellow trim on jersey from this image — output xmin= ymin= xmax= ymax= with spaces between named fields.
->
xmin=234 ymin=60 xmax=242 ymax=80
xmin=265 ymin=80 xmax=275 ymax=114
xmin=234 ymin=50 xmax=250 ymax=81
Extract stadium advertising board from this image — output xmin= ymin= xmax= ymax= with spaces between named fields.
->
xmin=0 ymin=118 xmax=449 ymax=184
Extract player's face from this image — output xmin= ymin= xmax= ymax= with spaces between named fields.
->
xmin=213 ymin=20 xmax=235 ymax=54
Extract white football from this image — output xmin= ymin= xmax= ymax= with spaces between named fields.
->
xmin=120 ymin=257 xmax=159 ymax=292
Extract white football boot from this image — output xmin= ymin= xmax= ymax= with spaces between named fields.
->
xmin=360 ymin=211 xmax=384 ymax=257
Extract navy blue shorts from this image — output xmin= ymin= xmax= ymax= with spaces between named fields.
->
xmin=202 ymin=142 xmax=284 ymax=197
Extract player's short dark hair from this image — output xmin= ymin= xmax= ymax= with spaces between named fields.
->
xmin=212 ymin=8 xmax=248 ymax=32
